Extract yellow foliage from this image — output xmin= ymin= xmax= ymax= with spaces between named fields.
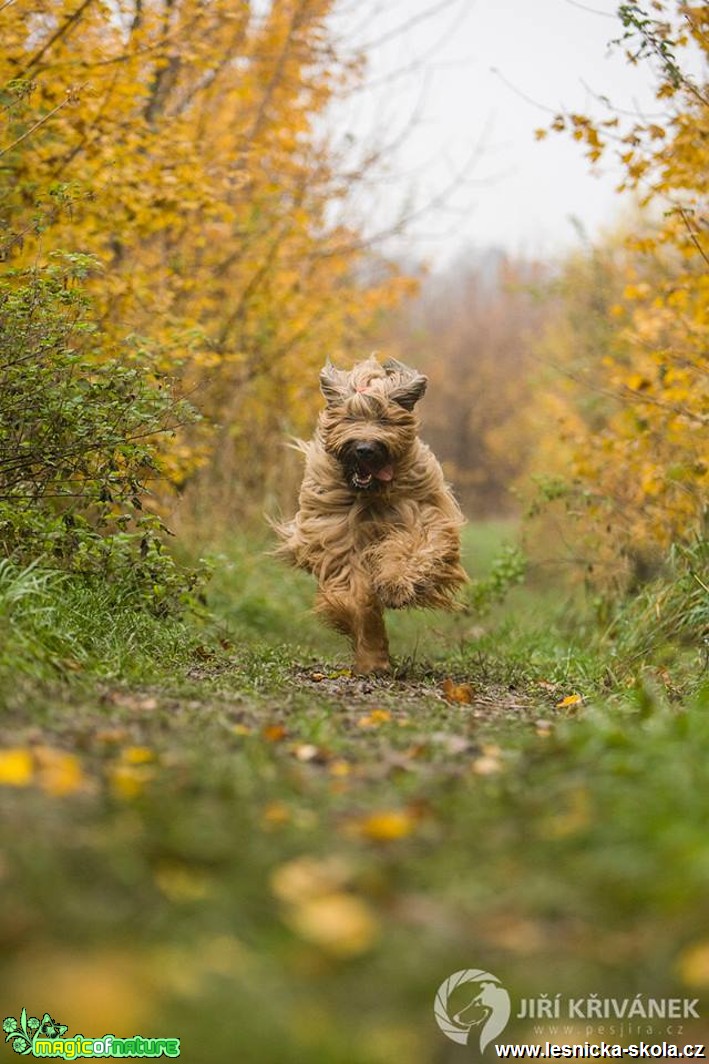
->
xmin=534 ymin=2 xmax=708 ymax=582
xmin=1 ymin=0 xmax=412 ymax=520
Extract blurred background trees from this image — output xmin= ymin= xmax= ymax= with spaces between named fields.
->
xmin=1 ymin=0 xmax=706 ymax=610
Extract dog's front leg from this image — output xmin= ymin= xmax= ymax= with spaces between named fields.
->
xmin=315 ymin=582 xmax=391 ymax=675
xmin=352 ymin=596 xmax=390 ymax=675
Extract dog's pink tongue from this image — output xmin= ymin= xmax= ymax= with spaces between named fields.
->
xmin=375 ymin=464 xmax=394 ymax=482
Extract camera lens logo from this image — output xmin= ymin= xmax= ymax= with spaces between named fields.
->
xmin=434 ymin=969 xmax=511 ymax=1051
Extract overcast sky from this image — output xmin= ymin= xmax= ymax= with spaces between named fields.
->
xmin=331 ymin=0 xmax=660 ymax=264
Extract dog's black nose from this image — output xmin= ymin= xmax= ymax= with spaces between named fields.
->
xmin=353 ymin=442 xmax=379 ymax=461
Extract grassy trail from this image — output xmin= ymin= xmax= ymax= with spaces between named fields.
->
xmin=1 ymin=524 xmax=708 ymax=1062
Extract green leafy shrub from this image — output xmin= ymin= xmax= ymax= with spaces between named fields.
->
xmin=466 ymin=542 xmax=528 ymax=614
xmin=0 ymin=254 xmax=200 ymax=615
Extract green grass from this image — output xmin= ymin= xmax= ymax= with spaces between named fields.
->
xmin=0 ymin=559 xmax=204 ymax=695
xmin=0 ymin=523 xmax=708 ymax=1062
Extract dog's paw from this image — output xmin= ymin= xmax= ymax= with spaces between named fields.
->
xmin=354 ymin=651 xmax=392 ymax=675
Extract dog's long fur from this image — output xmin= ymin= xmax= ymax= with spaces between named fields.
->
xmin=275 ymin=356 xmax=467 ymax=674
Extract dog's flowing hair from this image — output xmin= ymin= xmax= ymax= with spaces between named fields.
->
xmin=275 ymin=355 xmax=467 ymax=674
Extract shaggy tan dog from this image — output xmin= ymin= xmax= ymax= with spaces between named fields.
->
xmin=276 ymin=356 xmax=467 ymax=674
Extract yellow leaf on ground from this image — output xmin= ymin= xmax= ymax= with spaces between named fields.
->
xmin=284 ymin=892 xmax=379 ymax=957
xmin=0 ymin=748 xmax=33 ymax=787
xmin=357 ymin=710 xmax=392 ymax=728
xmin=121 ymin=746 xmax=156 ymax=765
xmin=556 ymin=693 xmax=583 ymax=708
xmin=677 ymin=941 xmax=709 ymax=987
xmin=441 ymin=678 xmax=474 ymax=704
xmin=270 ymin=856 xmax=352 ymax=905
xmin=34 ymin=747 xmax=87 ymax=796
xmin=355 ymin=810 xmax=417 ymax=841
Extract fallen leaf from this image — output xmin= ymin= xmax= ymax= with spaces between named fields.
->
xmin=262 ymin=724 xmax=287 ymax=742
xmin=556 ymin=693 xmax=583 ymax=708
xmin=354 ymin=810 xmax=417 ymax=841
xmin=0 ymin=748 xmax=33 ymax=787
xmin=120 ymin=746 xmax=156 ymax=765
xmin=284 ymin=892 xmax=379 ymax=957
xmin=677 ymin=941 xmax=709 ymax=987
xmin=441 ymin=678 xmax=474 ymax=704
xmin=270 ymin=856 xmax=353 ymax=905
xmin=357 ymin=710 xmax=391 ymax=728
xmin=33 ymin=747 xmax=87 ymax=796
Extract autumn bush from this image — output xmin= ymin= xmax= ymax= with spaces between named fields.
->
xmin=522 ymin=0 xmax=708 ymax=657
xmin=1 ymin=1 xmax=414 ymax=525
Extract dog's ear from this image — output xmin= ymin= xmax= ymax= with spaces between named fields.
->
xmin=383 ymin=358 xmax=428 ymax=410
xmin=319 ymin=360 xmax=349 ymax=405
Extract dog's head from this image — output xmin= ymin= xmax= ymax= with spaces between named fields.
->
xmin=318 ymin=356 xmax=427 ymax=492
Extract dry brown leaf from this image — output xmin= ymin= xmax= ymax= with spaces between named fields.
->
xmin=261 ymin=724 xmax=288 ymax=742
xmin=441 ymin=678 xmax=474 ymax=704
